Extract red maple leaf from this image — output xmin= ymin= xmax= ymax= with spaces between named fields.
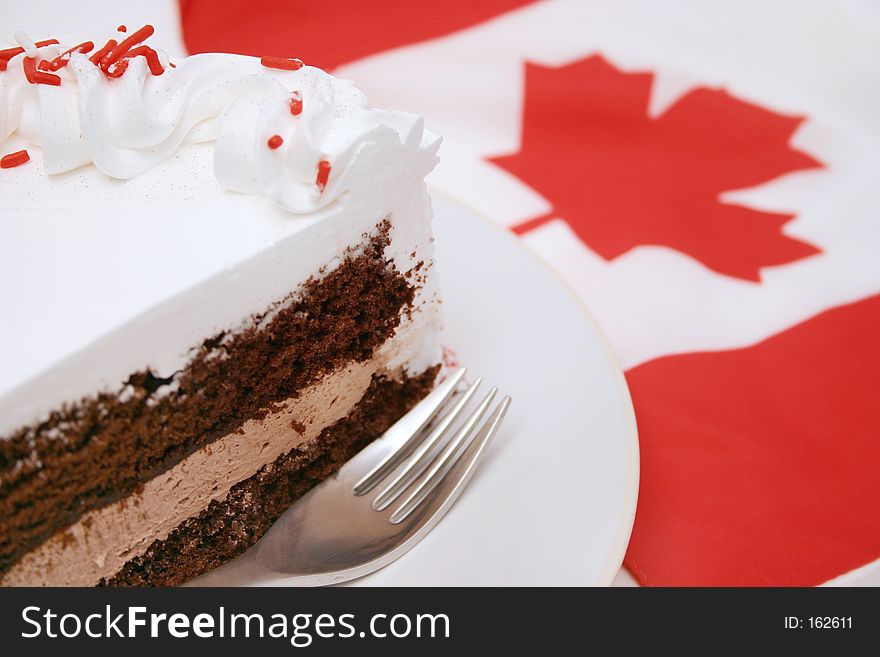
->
xmin=492 ymin=56 xmax=823 ymax=281
xmin=179 ymin=0 xmax=533 ymax=72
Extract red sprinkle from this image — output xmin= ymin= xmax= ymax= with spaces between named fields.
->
xmin=0 ymin=47 xmax=23 ymax=60
xmin=117 ymin=25 xmax=127 ymax=33
xmin=260 ymin=56 xmax=303 ymax=71
xmin=37 ymin=60 xmax=52 ymax=71
xmin=34 ymin=70 xmax=61 ymax=86
xmin=125 ymin=45 xmax=165 ymax=76
xmin=267 ymin=135 xmax=284 ymax=150
xmin=289 ymin=90 xmax=303 ymax=116
xmin=90 ymin=39 xmax=117 ymax=65
xmin=316 ymin=160 xmax=331 ymax=191
xmin=169 ymin=61 xmax=176 ymax=68
xmin=22 ymin=57 xmax=37 ymax=83
xmin=1 ymin=150 xmax=30 ymax=169
xmin=101 ymin=24 xmax=154 ymax=69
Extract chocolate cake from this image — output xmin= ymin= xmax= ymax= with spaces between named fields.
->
xmin=0 ymin=26 xmax=442 ymax=586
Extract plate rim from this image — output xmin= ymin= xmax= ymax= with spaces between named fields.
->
xmin=430 ymin=186 xmax=640 ymax=586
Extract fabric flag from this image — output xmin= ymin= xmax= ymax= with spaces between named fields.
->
xmin=42 ymin=0 xmax=877 ymax=585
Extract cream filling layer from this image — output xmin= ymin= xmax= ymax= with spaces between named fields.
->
xmin=1 ymin=358 xmax=386 ymax=587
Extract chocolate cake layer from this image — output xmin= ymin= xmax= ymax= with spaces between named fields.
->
xmin=0 ymin=222 xmax=417 ymax=576
xmin=1 ymin=359 xmax=398 ymax=585
xmin=103 ymin=368 xmax=438 ymax=586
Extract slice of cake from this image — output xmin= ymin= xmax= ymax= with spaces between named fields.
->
xmin=0 ymin=26 xmax=442 ymax=586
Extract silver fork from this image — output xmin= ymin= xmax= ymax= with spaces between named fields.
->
xmin=252 ymin=367 xmax=510 ymax=585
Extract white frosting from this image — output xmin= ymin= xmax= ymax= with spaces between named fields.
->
xmin=0 ymin=30 xmax=442 ymax=437
xmin=1 ymin=33 xmax=439 ymax=211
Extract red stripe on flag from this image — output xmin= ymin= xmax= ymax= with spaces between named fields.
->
xmin=624 ymin=294 xmax=880 ymax=586
xmin=178 ymin=0 xmax=534 ymax=71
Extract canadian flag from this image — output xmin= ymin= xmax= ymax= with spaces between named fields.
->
xmin=332 ymin=0 xmax=880 ymax=586
xmin=17 ymin=0 xmax=880 ymax=585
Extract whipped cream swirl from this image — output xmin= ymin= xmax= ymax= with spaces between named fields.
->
xmin=0 ymin=33 xmax=440 ymax=213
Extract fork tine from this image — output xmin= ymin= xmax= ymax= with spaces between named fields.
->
xmin=372 ymin=377 xmax=484 ymax=511
xmin=389 ymin=388 xmax=501 ymax=524
xmin=353 ymin=367 xmax=467 ymax=496
xmin=390 ymin=394 xmax=511 ymax=525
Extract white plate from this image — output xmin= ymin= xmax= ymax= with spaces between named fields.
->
xmin=199 ymin=192 xmax=639 ymax=586
xmin=356 ymin=192 xmax=639 ymax=586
